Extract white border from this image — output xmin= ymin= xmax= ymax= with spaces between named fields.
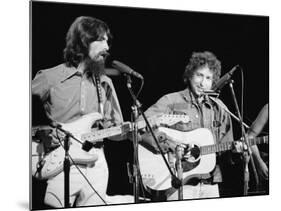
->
xmin=0 ymin=0 xmax=279 ymax=211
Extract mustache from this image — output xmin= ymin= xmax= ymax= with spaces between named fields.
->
xmin=97 ymin=50 xmax=110 ymax=60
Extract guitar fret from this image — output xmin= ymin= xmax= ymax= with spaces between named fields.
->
xmin=247 ymin=136 xmax=268 ymax=146
xmin=82 ymin=126 xmax=122 ymax=141
xmin=228 ymin=143 xmax=232 ymax=150
xmin=263 ymin=136 xmax=268 ymax=144
xmin=219 ymin=143 xmax=222 ymax=152
xmin=215 ymin=144 xmax=219 ymax=153
xmin=81 ymin=114 xmax=189 ymax=143
xmin=259 ymin=136 xmax=268 ymax=144
xmin=201 ymin=141 xmax=234 ymax=155
xmin=224 ymin=143 xmax=227 ymax=151
xmin=250 ymin=139 xmax=254 ymax=145
xmin=206 ymin=146 xmax=209 ymax=154
xmin=202 ymin=146 xmax=206 ymax=155
xmin=202 ymin=147 xmax=206 ymax=155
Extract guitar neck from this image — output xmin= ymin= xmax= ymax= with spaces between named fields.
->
xmin=80 ymin=119 xmax=151 ymax=142
xmin=136 ymin=114 xmax=189 ymax=130
xmin=248 ymin=136 xmax=268 ymax=146
xmin=135 ymin=117 xmax=156 ymax=130
xmin=201 ymin=135 xmax=268 ymax=155
xmin=81 ymin=114 xmax=189 ymax=143
xmin=81 ymin=122 xmax=131 ymax=142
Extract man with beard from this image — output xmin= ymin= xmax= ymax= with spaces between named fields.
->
xmin=32 ymin=16 xmax=133 ymax=207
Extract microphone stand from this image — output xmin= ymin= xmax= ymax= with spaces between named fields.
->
xmin=131 ymin=105 xmax=140 ymax=203
xmin=175 ymin=145 xmax=184 ymax=200
xmin=227 ymin=80 xmax=259 ymax=195
xmin=51 ymin=124 xmax=107 ymax=207
xmin=207 ymin=93 xmax=250 ymax=129
xmin=52 ymin=125 xmax=73 ymax=208
xmin=63 ymin=133 xmax=70 ymax=208
xmin=124 ymin=74 xmax=181 ymax=202
xmin=125 ymin=75 xmax=140 ymax=203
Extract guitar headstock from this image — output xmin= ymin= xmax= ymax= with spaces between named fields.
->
xmin=136 ymin=114 xmax=191 ymax=131
xmin=157 ymin=114 xmax=190 ymax=126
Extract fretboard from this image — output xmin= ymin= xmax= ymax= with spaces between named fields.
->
xmin=80 ymin=118 xmax=153 ymax=142
xmin=201 ymin=136 xmax=268 ymax=155
xmin=80 ymin=114 xmax=189 ymax=143
xmin=81 ymin=122 xmax=131 ymax=142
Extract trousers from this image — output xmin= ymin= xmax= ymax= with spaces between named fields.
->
xmin=44 ymin=148 xmax=134 ymax=207
xmin=168 ymin=183 xmax=219 ymax=200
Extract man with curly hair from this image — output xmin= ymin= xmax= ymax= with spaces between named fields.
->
xmin=141 ymin=51 xmax=234 ymax=200
xmin=32 ymin=16 xmax=133 ymax=207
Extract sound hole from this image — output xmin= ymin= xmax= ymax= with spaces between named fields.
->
xmin=181 ymin=144 xmax=201 ymax=172
xmin=184 ymin=144 xmax=200 ymax=162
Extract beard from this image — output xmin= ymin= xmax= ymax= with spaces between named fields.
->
xmin=83 ymin=54 xmax=107 ymax=78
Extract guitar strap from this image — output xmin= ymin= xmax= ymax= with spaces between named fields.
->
xmin=90 ymin=73 xmax=108 ymax=131
xmin=93 ymin=73 xmax=104 ymax=117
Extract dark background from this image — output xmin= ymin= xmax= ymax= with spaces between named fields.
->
xmin=31 ymin=1 xmax=269 ymax=209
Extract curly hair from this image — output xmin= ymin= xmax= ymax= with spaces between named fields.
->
xmin=183 ymin=51 xmax=221 ymax=87
xmin=63 ymin=16 xmax=112 ymax=67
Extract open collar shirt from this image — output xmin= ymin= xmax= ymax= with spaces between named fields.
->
xmin=144 ymin=88 xmax=234 ymax=182
xmin=32 ymin=63 xmax=123 ymax=127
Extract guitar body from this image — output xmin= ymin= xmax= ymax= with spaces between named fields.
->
xmin=138 ymin=127 xmax=216 ymax=192
xmin=32 ymin=113 xmax=190 ymax=180
xmin=32 ymin=141 xmax=45 ymax=178
xmin=32 ymin=112 xmax=101 ymax=180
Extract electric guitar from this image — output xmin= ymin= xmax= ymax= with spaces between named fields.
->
xmin=138 ymin=127 xmax=268 ymax=197
xmin=32 ymin=112 xmax=190 ymax=180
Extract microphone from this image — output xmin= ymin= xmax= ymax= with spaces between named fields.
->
xmin=213 ymin=65 xmax=240 ymax=91
xmin=112 ymin=60 xmax=144 ymax=80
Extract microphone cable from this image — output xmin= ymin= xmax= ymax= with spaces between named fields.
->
xmin=240 ymin=66 xmax=244 ymax=130
xmin=136 ymin=78 xmax=144 ymax=99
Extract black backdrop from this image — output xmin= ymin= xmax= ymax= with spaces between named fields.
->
xmin=31 ymin=1 xmax=269 ymax=209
